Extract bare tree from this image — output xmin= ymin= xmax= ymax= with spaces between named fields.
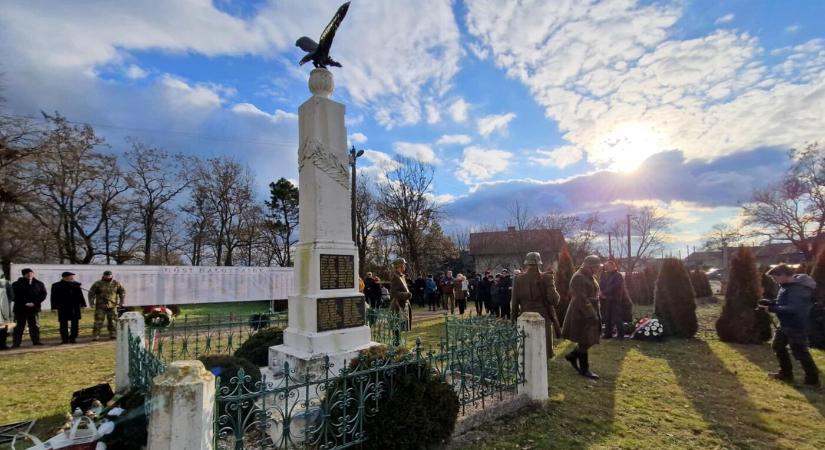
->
xmin=609 ymin=206 xmax=671 ymax=273
xmin=20 ymin=113 xmax=126 ymax=263
xmin=124 ymin=139 xmax=191 ymax=264
xmin=743 ymin=143 xmax=824 ymax=259
xmin=181 ymin=184 xmax=214 ymax=266
xmin=702 ymin=223 xmax=744 ymax=269
xmin=355 ymin=177 xmax=380 ymax=274
xmin=376 ymin=157 xmax=439 ymax=275
xmin=196 ymin=157 xmax=254 ymax=266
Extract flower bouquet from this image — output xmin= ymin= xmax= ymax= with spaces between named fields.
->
xmin=144 ymin=306 xmax=174 ymax=328
xmin=631 ymin=317 xmax=664 ymax=341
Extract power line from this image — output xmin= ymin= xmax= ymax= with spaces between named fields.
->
xmin=0 ymin=113 xmax=297 ymax=147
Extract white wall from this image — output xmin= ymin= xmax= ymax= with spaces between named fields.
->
xmin=9 ymin=264 xmax=294 ymax=309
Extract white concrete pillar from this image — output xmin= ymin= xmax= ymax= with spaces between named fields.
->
xmin=148 ymin=360 xmax=215 ymax=450
xmin=115 ymin=311 xmax=145 ymax=392
xmin=517 ymin=312 xmax=549 ymax=401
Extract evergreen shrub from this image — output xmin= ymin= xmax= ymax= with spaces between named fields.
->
xmin=654 ymin=258 xmax=698 ymax=338
xmin=234 ymin=327 xmax=284 ymax=367
xmin=715 ymin=247 xmax=771 ymax=344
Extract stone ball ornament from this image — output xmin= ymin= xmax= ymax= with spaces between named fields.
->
xmin=309 ymin=68 xmax=335 ymax=97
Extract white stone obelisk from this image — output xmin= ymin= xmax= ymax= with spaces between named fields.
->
xmin=269 ymin=68 xmax=375 ymax=375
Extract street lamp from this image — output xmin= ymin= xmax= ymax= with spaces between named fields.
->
xmin=349 ymin=146 xmax=365 ymax=244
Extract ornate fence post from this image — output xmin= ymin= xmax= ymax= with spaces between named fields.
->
xmin=147 ymin=360 xmax=215 ymax=450
xmin=517 ymin=312 xmax=549 ymax=401
xmin=116 ymin=311 xmax=145 ymax=393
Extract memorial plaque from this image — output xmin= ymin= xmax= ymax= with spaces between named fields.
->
xmin=317 ymin=296 xmax=366 ymax=332
xmin=319 ymin=254 xmax=354 ymax=290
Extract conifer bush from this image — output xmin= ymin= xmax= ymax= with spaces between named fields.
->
xmin=555 ymin=246 xmax=575 ymax=322
xmin=654 ymin=258 xmax=698 ymax=338
xmin=234 ymin=326 xmax=283 ymax=366
xmin=320 ymin=346 xmax=459 ymax=450
xmin=715 ymin=247 xmax=771 ymax=344
xmin=690 ymin=269 xmax=713 ymax=298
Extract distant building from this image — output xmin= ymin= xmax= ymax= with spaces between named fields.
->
xmin=685 ymin=238 xmax=822 ymax=270
xmin=469 ymin=227 xmax=566 ymax=273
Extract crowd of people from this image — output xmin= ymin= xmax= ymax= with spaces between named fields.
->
xmin=0 ymin=268 xmax=126 ymax=349
xmin=375 ymin=253 xmax=820 ymax=386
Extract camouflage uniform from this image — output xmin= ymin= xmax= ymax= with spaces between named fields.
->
xmin=89 ymin=279 xmax=126 ymax=339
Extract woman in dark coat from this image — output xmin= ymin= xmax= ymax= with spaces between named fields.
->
xmin=51 ymin=272 xmax=87 ymax=344
xmin=562 ymin=255 xmax=602 ymax=379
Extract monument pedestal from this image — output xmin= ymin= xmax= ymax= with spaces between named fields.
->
xmin=269 ymin=68 xmax=378 ymax=376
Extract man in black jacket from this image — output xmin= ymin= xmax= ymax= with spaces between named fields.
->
xmin=599 ymin=260 xmax=625 ymax=339
xmin=11 ymin=268 xmax=47 ymax=347
xmin=760 ymin=264 xmax=820 ymax=386
xmin=51 ymin=271 xmax=87 ymax=344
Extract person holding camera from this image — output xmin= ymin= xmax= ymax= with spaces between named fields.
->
xmin=759 ymin=264 xmax=820 ymax=387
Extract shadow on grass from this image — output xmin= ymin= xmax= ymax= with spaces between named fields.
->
xmin=730 ymin=340 xmax=825 ymax=420
xmin=638 ymin=338 xmax=780 ymax=449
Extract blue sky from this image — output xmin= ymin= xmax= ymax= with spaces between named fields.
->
xmin=2 ymin=0 xmax=824 ymax=252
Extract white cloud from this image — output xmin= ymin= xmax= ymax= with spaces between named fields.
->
xmin=448 ymin=98 xmax=470 ymax=123
xmin=125 ymin=64 xmax=147 ymax=79
xmin=529 ymin=145 xmax=584 ymax=168
xmin=425 ymin=102 xmax=441 ymax=124
xmin=456 ymin=146 xmax=513 ymax=184
xmin=349 ymin=132 xmax=368 ymax=144
xmin=477 ymin=112 xmax=516 ymax=137
xmin=231 ymin=102 xmax=298 ymax=123
xmin=158 ymin=75 xmax=223 ymax=111
xmin=785 ymin=24 xmax=800 ymax=33
xmin=465 ymin=0 xmax=825 ymax=170
xmin=437 ymin=134 xmax=473 ymax=146
xmin=714 ymin=14 xmax=735 ymax=25
xmin=394 ymin=142 xmax=436 ymax=164
xmin=0 ymin=0 xmax=462 ymax=129
xmin=360 ymin=150 xmax=400 ymax=183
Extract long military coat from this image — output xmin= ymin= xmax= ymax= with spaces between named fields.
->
xmin=389 ymin=271 xmax=412 ymax=313
xmin=511 ymin=267 xmax=560 ymax=356
xmin=561 ymin=268 xmax=602 ymax=347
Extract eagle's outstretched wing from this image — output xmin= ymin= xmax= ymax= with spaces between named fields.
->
xmin=317 ymin=1 xmax=350 ymax=55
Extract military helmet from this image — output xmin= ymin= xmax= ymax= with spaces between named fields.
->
xmin=392 ymin=257 xmax=407 ymax=267
xmin=523 ymin=252 xmax=543 ymax=266
xmin=582 ymin=255 xmax=602 ymax=268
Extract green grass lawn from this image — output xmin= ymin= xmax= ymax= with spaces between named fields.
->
xmin=18 ymin=300 xmax=272 ymax=344
xmin=2 ymin=302 xmax=824 ymax=449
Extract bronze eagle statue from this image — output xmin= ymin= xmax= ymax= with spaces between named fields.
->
xmin=296 ymin=2 xmax=350 ymax=69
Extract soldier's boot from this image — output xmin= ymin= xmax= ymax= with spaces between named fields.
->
xmin=564 ymin=349 xmax=579 ymax=372
xmin=769 ymin=348 xmax=794 ymax=382
xmin=578 ymin=352 xmax=599 ymax=380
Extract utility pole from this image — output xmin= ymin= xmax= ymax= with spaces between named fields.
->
xmin=608 ymin=232 xmax=613 ymax=258
xmin=349 ymin=146 xmax=364 ymax=244
xmin=626 ymin=214 xmax=632 ymax=279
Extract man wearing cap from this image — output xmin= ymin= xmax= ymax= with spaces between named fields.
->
xmin=88 ymin=271 xmax=126 ymax=341
xmin=50 ymin=272 xmax=87 ymax=344
xmin=511 ymin=252 xmax=562 ymax=356
xmin=561 ymin=255 xmax=603 ymax=379
xmin=389 ymin=258 xmax=412 ymax=345
xmin=11 ymin=268 xmax=47 ymax=347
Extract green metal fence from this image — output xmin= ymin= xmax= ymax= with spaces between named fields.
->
xmin=213 ymin=315 xmax=525 ymax=449
xmin=128 ymin=330 xmax=167 ymax=393
xmin=146 ymin=312 xmax=288 ymax=363
xmin=366 ymin=308 xmax=409 ymax=347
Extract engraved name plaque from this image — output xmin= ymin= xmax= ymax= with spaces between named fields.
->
xmin=316 ymin=296 xmax=366 ymax=332
xmin=319 ymin=254 xmax=355 ymax=290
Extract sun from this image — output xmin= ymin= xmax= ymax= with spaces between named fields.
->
xmin=591 ymin=124 xmax=664 ymax=173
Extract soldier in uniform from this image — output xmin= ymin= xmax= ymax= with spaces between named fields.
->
xmin=88 ymin=270 xmax=126 ymax=341
xmin=511 ymin=252 xmax=562 ymax=357
xmin=561 ymin=255 xmax=602 ymax=380
xmin=389 ymin=258 xmax=412 ymax=345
